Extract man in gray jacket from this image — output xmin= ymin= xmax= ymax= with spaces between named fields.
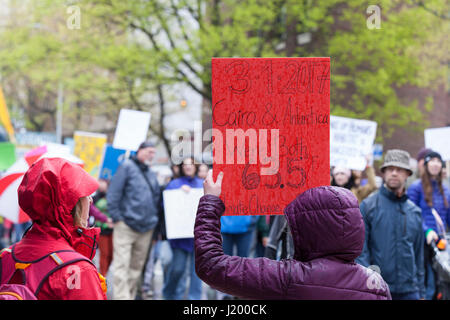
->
xmin=107 ymin=141 xmax=162 ymax=300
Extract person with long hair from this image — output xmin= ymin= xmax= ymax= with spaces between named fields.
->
xmin=162 ymin=157 xmax=204 ymax=300
xmin=407 ymin=150 xmax=450 ymax=300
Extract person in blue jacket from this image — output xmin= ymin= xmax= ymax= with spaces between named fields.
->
xmin=220 ymin=215 xmax=258 ymax=258
xmin=407 ymin=150 xmax=450 ymax=300
xmin=162 ymin=157 xmax=204 ymax=300
xmin=357 ymin=149 xmax=425 ymax=300
xmin=217 ymin=194 xmax=258 ymax=299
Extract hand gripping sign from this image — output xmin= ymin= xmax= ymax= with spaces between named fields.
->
xmin=212 ymin=58 xmax=330 ymax=216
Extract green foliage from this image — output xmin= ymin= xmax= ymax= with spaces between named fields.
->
xmin=323 ymin=0 xmax=448 ymax=139
xmin=0 ymin=0 xmax=447 ymax=144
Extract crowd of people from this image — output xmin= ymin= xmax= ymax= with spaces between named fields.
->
xmin=0 ymin=142 xmax=449 ymax=300
xmin=193 ymin=148 xmax=449 ymax=301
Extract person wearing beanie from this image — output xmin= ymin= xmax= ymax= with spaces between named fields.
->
xmin=406 ymin=147 xmax=432 ymax=188
xmin=107 ymin=140 xmax=162 ymax=300
xmin=416 ymin=148 xmax=432 ymax=177
xmin=357 ymin=149 xmax=425 ymax=300
xmin=407 ymin=150 xmax=450 ymax=300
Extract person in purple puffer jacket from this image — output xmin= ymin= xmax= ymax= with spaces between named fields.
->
xmin=194 ymin=170 xmax=391 ymax=300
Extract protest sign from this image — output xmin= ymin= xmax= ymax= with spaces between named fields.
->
xmin=373 ymin=143 xmax=383 ymax=161
xmin=113 ymin=109 xmax=151 ymax=151
xmin=0 ymin=86 xmax=15 ymax=142
xmin=98 ymin=144 xmax=135 ymax=180
xmin=0 ymin=142 xmax=16 ymax=170
xmin=330 ymin=116 xmax=377 ymax=171
xmin=163 ymin=188 xmax=204 ymax=239
xmin=425 ymin=127 xmax=450 ymax=161
xmin=73 ymin=131 xmax=107 ymax=178
xmin=212 ymin=57 xmax=330 ymax=216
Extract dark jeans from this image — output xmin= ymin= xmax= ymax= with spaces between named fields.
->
xmin=222 ymin=231 xmax=254 ymax=257
xmin=162 ymin=248 xmax=202 ymax=300
xmin=391 ymin=291 xmax=420 ymax=300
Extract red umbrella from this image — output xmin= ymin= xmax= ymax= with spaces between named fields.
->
xmin=0 ymin=145 xmax=84 ymax=223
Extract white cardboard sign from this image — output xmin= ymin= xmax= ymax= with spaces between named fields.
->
xmin=112 ymin=109 xmax=151 ymax=151
xmin=425 ymin=127 xmax=450 ymax=161
xmin=330 ymin=115 xmax=377 ymax=171
xmin=163 ymin=188 xmax=204 ymax=239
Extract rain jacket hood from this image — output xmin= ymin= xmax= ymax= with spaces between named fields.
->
xmin=17 ymin=157 xmax=100 ymax=258
xmin=284 ymin=186 xmax=364 ymax=262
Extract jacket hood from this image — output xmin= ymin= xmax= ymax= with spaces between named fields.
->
xmin=18 ymin=157 xmax=99 ymax=248
xmin=284 ymin=186 xmax=365 ymax=262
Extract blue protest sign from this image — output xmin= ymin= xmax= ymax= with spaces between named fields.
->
xmin=99 ymin=144 xmax=135 ymax=180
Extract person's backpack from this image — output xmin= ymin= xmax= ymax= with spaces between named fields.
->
xmin=0 ymin=245 xmax=94 ymax=300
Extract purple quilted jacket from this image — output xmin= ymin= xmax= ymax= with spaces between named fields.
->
xmin=194 ymin=186 xmax=391 ymax=300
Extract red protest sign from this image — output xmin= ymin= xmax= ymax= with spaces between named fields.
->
xmin=212 ymin=57 xmax=330 ymax=215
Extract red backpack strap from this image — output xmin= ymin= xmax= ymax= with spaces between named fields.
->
xmin=0 ymin=247 xmax=14 ymax=285
xmin=27 ymin=251 xmax=95 ymax=297
xmin=5 ymin=246 xmax=95 ymax=297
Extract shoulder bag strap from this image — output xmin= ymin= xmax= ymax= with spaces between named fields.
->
xmin=431 ymin=208 xmax=446 ymax=237
xmin=132 ymin=159 xmax=156 ymax=196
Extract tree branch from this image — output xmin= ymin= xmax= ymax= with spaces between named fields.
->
xmin=151 ymin=1 xmax=204 ymax=81
xmin=156 ymin=84 xmax=172 ymax=159
xmin=125 ymin=78 xmax=144 ymax=111
xmin=413 ymin=0 xmax=449 ymax=20
xmin=128 ymin=20 xmax=209 ymax=99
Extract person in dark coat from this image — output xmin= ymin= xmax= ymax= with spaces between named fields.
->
xmin=357 ymin=149 xmax=425 ymax=300
xmin=194 ymin=170 xmax=391 ymax=300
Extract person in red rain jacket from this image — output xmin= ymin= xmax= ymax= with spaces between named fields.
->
xmin=9 ymin=157 xmax=106 ymax=300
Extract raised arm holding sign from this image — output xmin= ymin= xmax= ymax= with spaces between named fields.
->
xmin=193 ymin=57 xmax=391 ymax=300
xmin=194 ymin=167 xmax=391 ymax=300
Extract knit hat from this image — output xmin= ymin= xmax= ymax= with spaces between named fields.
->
xmin=380 ymin=149 xmax=413 ymax=176
xmin=424 ymin=150 xmax=445 ymax=168
xmin=138 ymin=140 xmax=155 ymax=150
xmin=416 ymin=147 xmax=432 ymax=162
